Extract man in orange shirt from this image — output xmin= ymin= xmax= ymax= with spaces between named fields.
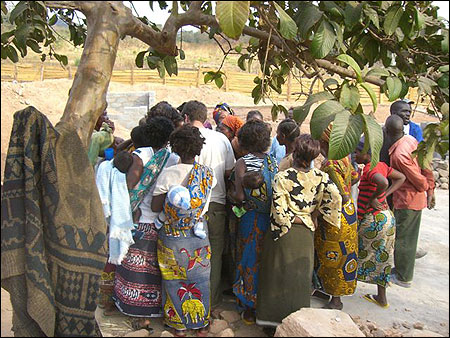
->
xmin=385 ymin=115 xmax=435 ymax=288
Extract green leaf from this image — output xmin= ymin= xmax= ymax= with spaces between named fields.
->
xmin=414 ymin=8 xmax=425 ymax=30
xmin=216 ymin=1 xmax=250 ymax=39
xmin=164 ymin=56 xmax=178 ymax=76
xmin=135 ymin=51 xmax=146 ymax=68
xmin=273 ymin=2 xmax=298 ymax=40
xmin=6 ymin=45 xmax=19 ymax=62
xmin=157 ymin=61 xmax=165 ymax=78
xmin=383 ymin=5 xmax=403 ymax=36
xmin=381 ymin=1 xmax=394 ymax=11
xmin=271 ymin=105 xmax=279 ymax=122
xmin=296 ymin=2 xmax=323 ymax=39
xmin=364 ymin=7 xmax=380 ymax=29
xmin=329 ymin=111 xmax=364 ymax=160
xmin=215 ymin=76 xmax=224 ymax=89
xmin=310 ymin=100 xmax=347 ymax=139
xmin=9 ymin=1 xmax=28 ymax=23
xmin=249 ymin=37 xmax=259 ymax=46
xmin=336 ymin=54 xmax=363 ymax=83
xmin=439 ymin=65 xmax=449 ymax=73
xmin=361 ymin=114 xmax=384 ymax=169
xmin=179 ymin=49 xmax=185 ymax=60
xmin=330 ymin=21 xmax=346 ymax=52
xmin=386 ymin=76 xmax=402 ymax=101
xmin=418 ymin=76 xmax=437 ymax=95
xmin=311 ymin=20 xmax=336 ymax=59
xmin=440 ymin=102 xmax=449 ymax=117
xmin=344 ymin=1 xmax=363 ymax=28
xmin=324 ymin=78 xmax=339 ymax=89
xmin=365 ymin=67 xmax=390 ymax=78
xmin=359 ymin=82 xmax=378 ymax=113
xmin=238 ymin=55 xmax=247 ymax=71
xmin=252 ymin=84 xmax=262 ymax=104
xmin=442 ymin=30 xmax=449 ymax=54
xmin=1 ymin=1 xmax=7 ymax=15
xmin=340 ymin=83 xmax=360 ymax=113
xmin=293 ymin=91 xmax=335 ymax=126
xmin=204 ymin=71 xmax=215 ymax=84
xmin=363 ymin=38 xmax=379 ymax=65
xmin=26 ymin=39 xmax=41 ymax=53
xmin=321 ymin=2 xmax=344 ymax=19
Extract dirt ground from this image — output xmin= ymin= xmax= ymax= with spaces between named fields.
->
xmin=1 ymin=79 xmax=439 ymax=182
xmin=1 ymin=189 xmax=448 ymax=337
xmin=1 ymin=79 xmax=447 ymax=337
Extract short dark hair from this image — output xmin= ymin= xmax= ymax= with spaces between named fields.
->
xmin=246 ymin=110 xmax=263 ymax=121
xmin=293 ymin=134 xmax=320 ymax=166
xmin=130 ymin=126 xmax=147 ymax=148
xmin=147 ymin=101 xmax=183 ymax=127
xmin=143 ymin=116 xmax=175 ymax=149
xmin=182 ymin=100 xmax=208 ymax=123
xmin=237 ymin=119 xmax=271 ymax=153
xmin=390 ymin=101 xmax=410 ymax=114
xmin=113 ymin=151 xmax=133 ymax=173
xmin=169 ymin=124 xmax=205 ymax=159
xmin=278 ymin=119 xmax=300 ymax=142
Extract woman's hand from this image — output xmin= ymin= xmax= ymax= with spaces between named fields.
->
xmin=369 ymin=198 xmax=384 ymax=210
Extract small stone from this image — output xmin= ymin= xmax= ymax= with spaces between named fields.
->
xmin=433 ymin=171 xmax=440 ymax=180
xmin=124 ymin=329 xmax=151 ymax=337
xmin=437 ymin=168 xmax=449 ymax=178
xmin=160 ymin=331 xmax=174 ymax=337
xmin=367 ymin=323 xmax=377 ymax=331
xmin=439 ymin=177 xmax=449 ymax=184
xmin=361 ymin=328 xmax=371 ymax=337
xmin=217 ymin=328 xmax=235 ymax=337
xmin=440 ymin=323 xmax=446 ymax=327
xmin=212 ymin=308 xmax=222 ymax=319
xmin=404 ymin=308 xmax=412 ymax=312
xmin=437 ymin=161 xmax=449 ymax=171
xmin=413 ymin=322 xmax=425 ymax=330
xmin=210 ymin=319 xmax=228 ymax=334
xmin=372 ymin=328 xmax=387 ymax=337
xmin=24 ymin=100 xmax=30 ymax=105
xmin=440 ymin=183 xmax=449 ymax=190
xmin=220 ymin=310 xmax=241 ymax=323
xmin=392 ymin=322 xmax=401 ymax=329
xmin=335 ymin=317 xmax=341 ymax=322
xmin=402 ymin=322 xmax=412 ymax=329
xmin=350 ymin=314 xmax=361 ymax=323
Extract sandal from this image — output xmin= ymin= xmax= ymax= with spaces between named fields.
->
xmin=363 ymin=294 xmax=389 ymax=309
xmin=171 ymin=329 xmax=187 ymax=337
xmin=241 ymin=310 xmax=256 ymax=325
xmin=196 ymin=326 xmax=209 ymax=337
xmin=131 ymin=317 xmax=153 ymax=331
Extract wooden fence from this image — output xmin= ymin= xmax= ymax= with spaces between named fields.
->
xmin=1 ymin=62 xmax=421 ymax=105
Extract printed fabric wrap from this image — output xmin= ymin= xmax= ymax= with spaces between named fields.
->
xmin=129 ymin=148 xmax=170 ymax=212
xmin=162 ymin=162 xmax=214 ymax=237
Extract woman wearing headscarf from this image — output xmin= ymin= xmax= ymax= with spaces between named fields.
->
xmin=313 ymin=124 xmax=360 ymax=310
xmin=217 ymin=115 xmax=246 ymax=160
xmin=152 ymin=125 xmax=216 ymax=337
xmin=212 ymin=102 xmax=235 ymax=127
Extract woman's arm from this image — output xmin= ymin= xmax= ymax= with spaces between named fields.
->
xmin=151 ymin=194 xmax=166 ymax=213
xmin=368 ymin=173 xmax=389 ymax=210
xmin=228 ymin=158 xmax=246 ymax=205
xmin=385 ymin=168 xmax=406 ymax=197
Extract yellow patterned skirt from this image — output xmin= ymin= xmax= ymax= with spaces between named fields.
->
xmin=314 ymin=199 xmax=358 ymax=296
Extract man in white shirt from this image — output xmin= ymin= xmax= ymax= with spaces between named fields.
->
xmin=182 ymin=100 xmax=236 ymax=308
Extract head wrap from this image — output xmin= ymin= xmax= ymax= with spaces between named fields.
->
xmin=221 ymin=115 xmax=244 ymax=135
xmin=213 ymin=102 xmax=235 ymax=124
xmin=320 ymin=123 xmax=333 ymax=143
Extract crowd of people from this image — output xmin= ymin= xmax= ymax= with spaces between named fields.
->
xmin=92 ymin=98 xmax=435 ymax=337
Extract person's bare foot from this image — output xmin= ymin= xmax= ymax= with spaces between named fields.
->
xmin=323 ymin=297 xmax=343 ymax=310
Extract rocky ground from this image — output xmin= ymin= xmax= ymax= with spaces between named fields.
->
xmin=2 ymin=189 xmax=448 ymax=337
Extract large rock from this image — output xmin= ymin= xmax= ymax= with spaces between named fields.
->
xmin=408 ymin=329 xmax=444 ymax=337
xmin=439 ymin=177 xmax=449 ymax=184
xmin=440 ymin=183 xmax=449 ymax=190
xmin=437 ymin=168 xmax=449 ymax=179
xmin=210 ymin=319 xmax=229 ymax=334
xmin=433 ymin=170 xmax=440 ymax=181
xmin=220 ymin=310 xmax=241 ymax=323
xmin=436 ymin=161 xmax=449 ymax=171
xmin=217 ymin=328 xmax=235 ymax=337
xmin=274 ymin=308 xmax=365 ymax=337
xmin=124 ymin=329 xmax=151 ymax=337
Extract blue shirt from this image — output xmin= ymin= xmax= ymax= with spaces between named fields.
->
xmin=270 ymin=136 xmax=286 ymax=164
xmin=409 ymin=121 xmax=424 ymax=143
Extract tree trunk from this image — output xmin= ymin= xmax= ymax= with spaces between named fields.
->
xmin=57 ymin=2 xmax=123 ymax=148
